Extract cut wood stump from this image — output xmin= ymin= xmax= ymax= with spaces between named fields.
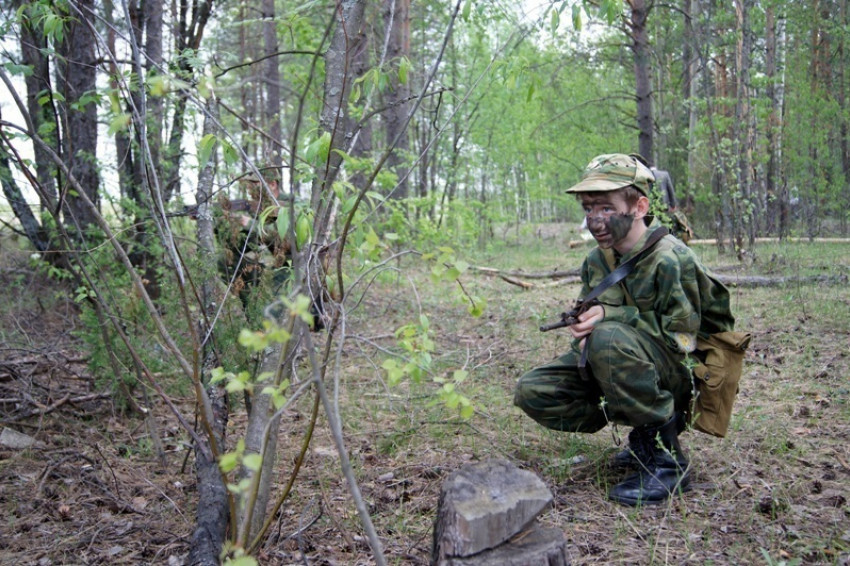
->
xmin=438 ymin=524 xmax=569 ymax=566
xmin=431 ymin=459 xmax=568 ymax=565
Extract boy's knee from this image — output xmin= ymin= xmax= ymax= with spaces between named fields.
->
xmin=513 ymin=374 xmax=533 ymax=410
xmin=587 ymin=321 xmax=641 ymax=359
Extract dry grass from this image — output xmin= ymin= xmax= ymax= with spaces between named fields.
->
xmin=1 ymin=226 xmax=849 ymax=564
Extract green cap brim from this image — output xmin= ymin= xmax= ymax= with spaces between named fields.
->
xmin=565 ymin=176 xmax=638 ymax=194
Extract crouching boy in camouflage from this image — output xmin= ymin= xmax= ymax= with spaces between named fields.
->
xmin=514 ymin=154 xmax=734 ymax=506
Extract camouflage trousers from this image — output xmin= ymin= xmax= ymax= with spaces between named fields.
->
xmin=514 ymin=321 xmax=693 ymax=432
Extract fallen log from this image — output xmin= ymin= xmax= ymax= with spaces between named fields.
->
xmin=472 ymin=266 xmax=579 ymax=279
xmin=715 ymin=274 xmax=847 ymax=288
xmin=690 ymin=237 xmax=850 ymax=245
xmin=485 ymin=266 xmax=845 ymax=290
xmin=498 ymin=275 xmax=533 ymax=289
xmin=564 ymin=237 xmax=850 ymax=247
xmin=499 ymin=275 xmax=582 ymax=289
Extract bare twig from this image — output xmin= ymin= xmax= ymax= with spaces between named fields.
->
xmin=305 ymin=325 xmax=387 ymax=566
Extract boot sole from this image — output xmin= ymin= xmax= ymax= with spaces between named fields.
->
xmin=608 ymin=483 xmax=692 ymax=507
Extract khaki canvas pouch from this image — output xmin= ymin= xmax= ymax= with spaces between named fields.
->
xmin=690 ymin=331 xmax=752 ymax=437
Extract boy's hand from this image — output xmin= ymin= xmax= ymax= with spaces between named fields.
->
xmin=568 ymin=305 xmax=604 ymax=341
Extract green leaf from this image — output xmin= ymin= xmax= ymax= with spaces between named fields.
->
xmin=226 ymin=477 xmax=252 ymax=495
xmin=446 ymin=394 xmax=460 ymax=409
xmin=445 ymin=267 xmax=461 ymax=281
xmin=307 ymin=132 xmax=331 ymax=164
xmin=198 ymin=75 xmax=214 ymax=99
xmin=224 ymin=557 xmax=259 ymax=566
xmin=238 ymin=328 xmax=268 ymax=352
xmin=468 ymin=296 xmax=486 ymax=318
xmin=295 ymin=215 xmax=312 ymax=248
xmin=398 ymin=57 xmax=409 ymax=85
xmin=332 ymin=148 xmax=352 ymax=162
xmin=210 ymin=368 xmax=225 ymax=384
xmin=148 ymin=75 xmax=166 ymax=97
xmin=4 ymin=63 xmax=33 ymax=77
xmin=220 ymin=138 xmax=239 ymax=166
xmin=387 ymin=366 xmax=404 ymax=386
xmin=342 ymin=195 xmax=358 ymax=214
xmin=107 ymin=113 xmax=132 ymax=136
xmin=601 ymin=0 xmax=622 ymax=24
xmin=462 ymin=0 xmax=472 ymax=21
xmin=460 ymin=405 xmax=474 ymax=419
xmin=219 ymin=452 xmax=240 ymax=473
xmin=349 ymin=82 xmax=361 ymax=103
xmin=197 ymin=134 xmax=217 ymax=170
xmin=377 ymin=70 xmax=389 ymax=92
xmin=572 ymin=4 xmax=582 ymax=31
xmin=550 ymin=8 xmax=560 ymax=35
xmin=276 ymin=213 xmax=290 ymax=239
xmin=453 ymin=370 xmax=468 ymax=383
xmin=37 ymin=121 xmax=56 ymax=137
xmin=243 ymin=453 xmax=262 ymax=472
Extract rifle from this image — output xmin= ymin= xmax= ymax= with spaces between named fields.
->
xmin=538 ymin=227 xmax=670 ymax=334
xmin=174 ymin=198 xmax=286 ymax=219
xmin=539 ymin=298 xmax=600 ymax=332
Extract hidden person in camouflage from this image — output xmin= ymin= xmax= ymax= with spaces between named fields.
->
xmin=513 ymin=153 xmax=734 ymax=506
xmin=216 ymin=173 xmax=292 ymax=312
xmin=648 ymin=165 xmax=694 ymax=244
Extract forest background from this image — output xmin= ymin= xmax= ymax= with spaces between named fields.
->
xmin=1 ymin=0 xmax=849 ymax=564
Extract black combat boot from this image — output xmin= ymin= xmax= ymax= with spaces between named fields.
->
xmin=607 ymin=414 xmax=691 ymax=506
xmin=611 ymin=412 xmax=686 ymax=469
xmin=611 ymin=427 xmax=650 ymax=468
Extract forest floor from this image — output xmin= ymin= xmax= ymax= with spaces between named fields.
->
xmin=1 ymin=225 xmax=850 ymax=565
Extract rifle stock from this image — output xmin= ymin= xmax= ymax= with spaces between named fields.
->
xmin=539 ymin=299 xmax=599 ymax=332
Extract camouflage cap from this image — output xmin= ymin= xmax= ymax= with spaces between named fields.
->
xmin=565 ymin=153 xmax=655 ymax=196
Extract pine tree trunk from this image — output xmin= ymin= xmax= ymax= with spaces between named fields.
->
xmin=56 ymin=0 xmax=99 ymax=232
xmin=263 ymin=0 xmax=283 ymax=173
xmin=384 ymin=0 xmax=411 ymax=198
xmin=629 ymin=0 xmax=654 ymax=164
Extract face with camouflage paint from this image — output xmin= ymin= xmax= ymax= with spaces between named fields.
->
xmin=579 ymin=192 xmax=639 ymax=250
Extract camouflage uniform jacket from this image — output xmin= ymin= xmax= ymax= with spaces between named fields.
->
xmin=577 ymin=229 xmax=735 ymax=355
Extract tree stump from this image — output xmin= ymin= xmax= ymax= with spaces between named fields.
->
xmin=431 ymin=459 xmax=569 ymax=565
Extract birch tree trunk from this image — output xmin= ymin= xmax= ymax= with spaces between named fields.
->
xmin=312 ymin=0 xmax=368 ymax=224
xmin=686 ymin=0 xmax=700 ymax=207
xmin=187 ymin=99 xmax=231 ymax=566
xmin=733 ymin=0 xmax=753 ymax=248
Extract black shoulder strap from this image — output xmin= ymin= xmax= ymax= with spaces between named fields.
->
xmin=577 ymin=227 xmax=668 ymax=381
xmin=581 ymin=227 xmax=668 ymax=304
